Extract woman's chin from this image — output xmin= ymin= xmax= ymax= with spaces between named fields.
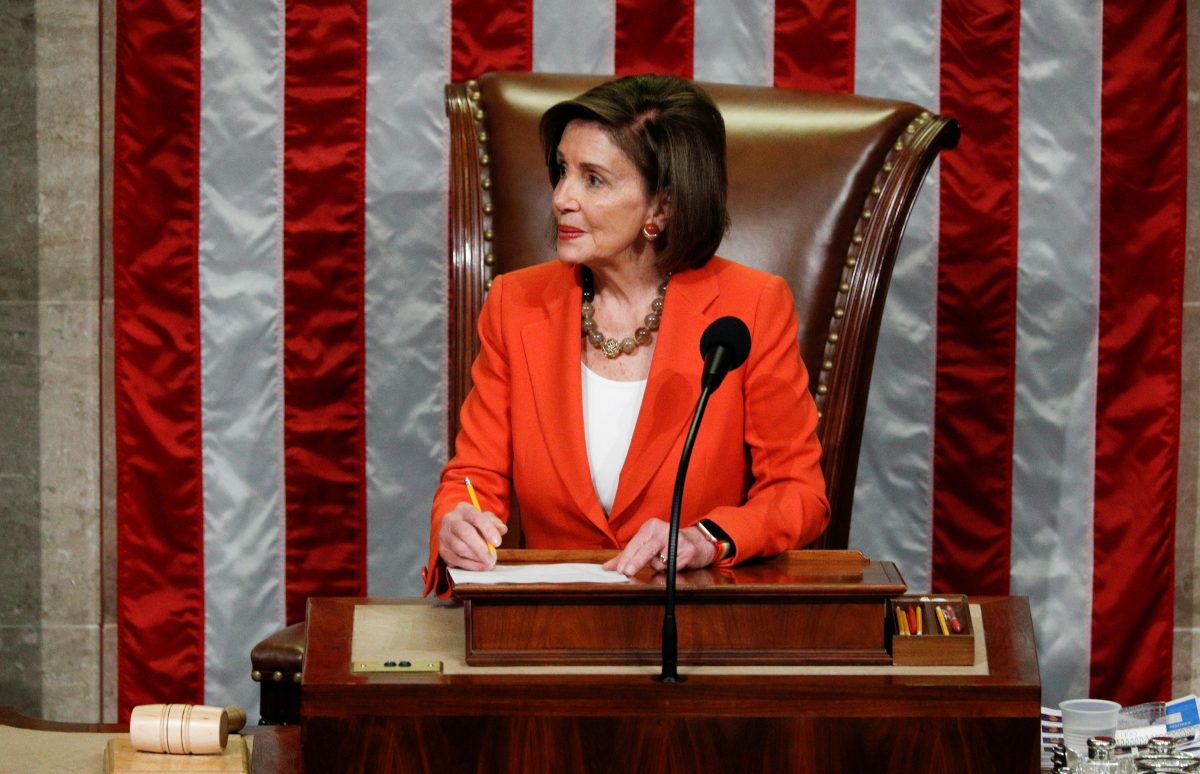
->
xmin=555 ymin=247 xmax=591 ymax=265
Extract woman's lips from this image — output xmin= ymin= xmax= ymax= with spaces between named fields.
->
xmin=557 ymin=225 xmax=584 ymax=240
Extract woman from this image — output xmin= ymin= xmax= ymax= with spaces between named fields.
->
xmin=423 ymin=74 xmax=828 ymax=597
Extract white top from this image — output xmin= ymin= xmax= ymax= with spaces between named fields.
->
xmin=581 ymin=363 xmax=648 ymax=514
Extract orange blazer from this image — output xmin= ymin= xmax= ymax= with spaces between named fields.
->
xmin=423 ymin=257 xmax=829 ymax=596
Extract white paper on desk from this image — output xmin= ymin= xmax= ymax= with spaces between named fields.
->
xmin=449 ymin=563 xmax=632 ymax=585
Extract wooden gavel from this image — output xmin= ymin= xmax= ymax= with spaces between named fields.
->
xmin=129 ymin=704 xmax=247 ymax=755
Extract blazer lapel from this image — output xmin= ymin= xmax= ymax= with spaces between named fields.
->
xmin=521 ymin=266 xmax=611 ymax=532
xmin=609 ymin=263 xmax=720 ymax=521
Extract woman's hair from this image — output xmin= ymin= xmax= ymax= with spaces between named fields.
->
xmin=539 ymin=74 xmax=730 ymax=274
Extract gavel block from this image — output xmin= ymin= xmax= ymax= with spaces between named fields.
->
xmin=104 ymin=736 xmax=249 ymax=774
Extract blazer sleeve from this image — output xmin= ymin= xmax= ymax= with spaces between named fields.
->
xmin=423 ymin=274 xmax=516 ymax=597
xmin=703 ymin=274 xmax=830 ymax=563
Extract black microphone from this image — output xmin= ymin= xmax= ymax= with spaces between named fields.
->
xmin=699 ymin=316 xmax=752 ymax=391
xmin=657 ymin=316 xmax=752 ymax=683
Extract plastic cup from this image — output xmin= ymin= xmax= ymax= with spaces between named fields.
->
xmin=1059 ymin=698 xmax=1120 ymax=753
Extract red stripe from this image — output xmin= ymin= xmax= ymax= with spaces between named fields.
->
xmin=615 ymin=0 xmax=693 ymax=77
xmin=282 ymin=0 xmax=369 ymax=624
xmin=113 ymin=0 xmax=204 ymax=719
xmin=1092 ymin=0 xmax=1186 ymax=704
xmin=772 ymin=0 xmax=856 ymax=92
xmin=451 ymin=0 xmax=532 ymax=82
xmin=931 ymin=1 xmax=1020 ymax=596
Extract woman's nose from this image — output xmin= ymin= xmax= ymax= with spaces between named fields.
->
xmin=553 ymin=177 xmax=578 ymax=213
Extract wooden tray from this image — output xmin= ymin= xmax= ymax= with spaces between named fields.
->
xmin=888 ymin=594 xmax=975 ymax=666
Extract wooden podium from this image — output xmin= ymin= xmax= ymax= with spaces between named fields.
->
xmin=301 ymin=551 xmax=1041 ymax=773
xmin=455 ymin=549 xmax=905 ymax=666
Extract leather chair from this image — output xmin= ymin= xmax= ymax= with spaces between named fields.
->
xmin=251 ymin=71 xmax=959 ymax=724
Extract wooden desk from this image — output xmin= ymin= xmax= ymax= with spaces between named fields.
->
xmin=301 ymin=596 xmax=1041 ymax=773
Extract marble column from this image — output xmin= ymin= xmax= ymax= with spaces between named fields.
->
xmin=0 ymin=0 xmax=103 ymax=722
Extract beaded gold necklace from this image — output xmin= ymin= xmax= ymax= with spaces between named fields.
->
xmin=580 ymin=266 xmax=669 ymax=359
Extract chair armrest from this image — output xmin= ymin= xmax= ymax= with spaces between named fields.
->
xmin=251 ymin=622 xmax=306 ymax=684
xmin=251 ymin=622 xmax=305 ymax=725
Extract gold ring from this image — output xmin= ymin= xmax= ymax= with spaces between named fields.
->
xmin=658 ymin=553 xmax=668 ymax=564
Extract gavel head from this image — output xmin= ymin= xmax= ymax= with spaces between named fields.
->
xmin=129 ymin=704 xmax=233 ymax=755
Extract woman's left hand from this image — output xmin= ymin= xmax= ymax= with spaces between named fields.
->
xmin=601 ymin=518 xmax=718 ymax=577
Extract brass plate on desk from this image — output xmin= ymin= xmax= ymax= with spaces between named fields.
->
xmin=352 ymin=660 xmax=443 ymax=674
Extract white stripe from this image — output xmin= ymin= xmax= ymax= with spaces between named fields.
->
xmin=364 ymin=0 xmax=452 ymax=595
xmin=849 ymin=0 xmax=941 ymax=593
xmin=1010 ymin=0 xmax=1100 ymax=707
xmin=533 ymin=0 xmax=614 ymax=74
xmin=198 ymin=0 xmax=286 ymax=718
xmin=693 ymin=0 xmax=774 ymax=86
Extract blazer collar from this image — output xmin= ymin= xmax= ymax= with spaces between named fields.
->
xmin=609 ymin=261 xmax=720 ymax=522
xmin=520 ymin=261 xmax=722 ymax=531
xmin=521 ymin=265 xmax=608 ymax=530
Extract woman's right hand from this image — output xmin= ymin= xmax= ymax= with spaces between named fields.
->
xmin=437 ymin=502 xmax=508 ymax=571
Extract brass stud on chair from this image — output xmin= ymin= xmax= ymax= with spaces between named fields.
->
xmin=478 ymin=131 xmax=488 ymax=143
xmin=882 ymin=161 xmax=893 ymax=172
xmin=833 ymin=308 xmax=844 ymax=319
xmin=852 ymin=233 xmax=863 ymax=245
xmin=822 ymin=360 xmax=833 ymax=371
xmin=474 ymin=108 xmax=484 ymax=121
xmin=862 ymin=209 xmax=872 ymax=220
xmin=466 ymin=79 xmax=478 ymax=90
xmin=251 ymin=670 xmax=262 ymax=682
xmin=272 ymin=671 xmax=284 ymax=682
xmin=481 ymin=178 xmax=491 ymax=190
xmin=484 ymin=253 xmax=495 ymax=266
xmin=485 ymin=278 xmax=493 ymax=290
xmin=893 ymin=141 xmax=904 ymax=151
xmin=483 ymin=228 xmax=494 ymax=241
xmin=817 ymin=384 xmax=828 ymax=396
xmin=482 ymin=202 xmax=493 ymax=215
xmin=828 ymin=332 xmax=839 ymax=344
xmin=906 ymin=124 xmax=916 ymax=134
xmin=480 ymin=153 xmax=490 ymax=166
xmin=846 ymin=257 xmax=857 ymax=268
xmin=840 ymin=282 xmax=850 ymax=293
xmin=292 ymin=673 xmax=302 ymax=684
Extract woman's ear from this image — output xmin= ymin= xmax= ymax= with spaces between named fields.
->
xmin=652 ymin=188 xmax=672 ymax=227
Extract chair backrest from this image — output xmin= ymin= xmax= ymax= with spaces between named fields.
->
xmin=446 ymin=72 xmax=958 ymax=550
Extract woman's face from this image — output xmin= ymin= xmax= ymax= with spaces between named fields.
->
xmin=552 ymin=120 xmax=660 ymax=271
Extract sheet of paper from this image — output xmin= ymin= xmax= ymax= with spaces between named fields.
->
xmin=449 ymin=562 xmax=632 ymax=585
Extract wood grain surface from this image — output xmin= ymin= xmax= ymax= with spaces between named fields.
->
xmin=302 ymin=590 xmax=1040 ymax=772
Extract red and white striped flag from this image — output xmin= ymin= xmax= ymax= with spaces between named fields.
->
xmin=114 ymin=0 xmax=1187 ymax=720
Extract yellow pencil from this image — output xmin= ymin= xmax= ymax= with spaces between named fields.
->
xmin=936 ymin=606 xmax=950 ymax=636
xmin=464 ymin=477 xmax=496 ymax=553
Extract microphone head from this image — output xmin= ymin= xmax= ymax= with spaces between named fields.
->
xmin=699 ymin=316 xmax=751 ymax=371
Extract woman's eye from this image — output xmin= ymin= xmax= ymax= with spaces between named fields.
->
xmin=587 ymin=174 xmax=602 ymax=187
xmin=557 ymin=162 xmax=567 ymax=177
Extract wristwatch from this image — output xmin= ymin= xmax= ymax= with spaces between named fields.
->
xmin=695 ymin=519 xmax=735 ymax=562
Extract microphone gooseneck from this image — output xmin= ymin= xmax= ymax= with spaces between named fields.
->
xmin=657 ymin=316 xmax=751 ymax=683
